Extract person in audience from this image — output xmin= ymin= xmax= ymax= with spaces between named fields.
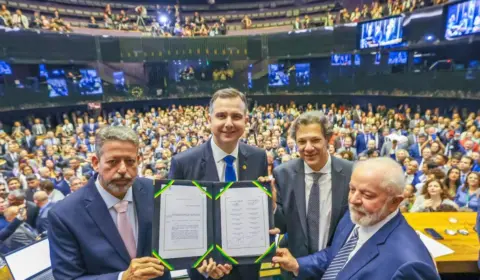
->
xmin=455 ymin=171 xmax=480 ymax=211
xmin=0 ymin=4 xmax=12 ymax=27
xmin=8 ymin=189 xmax=39 ymax=229
xmin=241 ymin=15 xmax=252 ymax=29
xmin=400 ymin=184 xmax=416 ymax=212
xmin=11 ymin=9 xmax=29 ymax=29
xmin=444 ymin=167 xmax=461 ymax=198
xmin=410 ymin=178 xmax=458 ymax=212
xmin=40 ymin=179 xmax=64 ymax=203
xmin=459 ymin=156 xmax=474 ymax=184
xmin=33 ymin=190 xmax=53 ymax=234
xmin=271 ymin=158 xmax=440 ymax=280
xmin=2 ymin=206 xmax=37 ymax=253
xmin=25 ymin=175 xmax=40 ymax=202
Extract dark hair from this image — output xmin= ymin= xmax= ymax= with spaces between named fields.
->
xmin=209 ymin=88 xmax=247 ymax=115
xmin=290 ymin=111 xmax=333 ymax=142
xmin=7 ymin=177 xmax=20 ymax=185
xmin=461 ymin=156 xmax=474 ymax=166
xmin=444 ymin=167 xmax=461 ymax=193
xmin=40 ymin=180 xmax=54 ymax=192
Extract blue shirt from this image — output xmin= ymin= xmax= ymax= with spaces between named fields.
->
xmin=454 ymin=187 xmax=479 ymax=211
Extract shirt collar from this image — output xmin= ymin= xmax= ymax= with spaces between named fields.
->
xmin=95 ymin=176 xmax=133 ymax=210
xmin=356 ymin=208 xmax=399 ymax=241
xmin=210 ymin=139 xmax=239 ymax=164
xmin=304 ymin=154 xmax=331 ymax=174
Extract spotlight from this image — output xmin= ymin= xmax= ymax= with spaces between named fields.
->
xmin=425 ymin=34 xmax=435 ymax=42
xmin=159 ymin=15 xmax=168 ymax=24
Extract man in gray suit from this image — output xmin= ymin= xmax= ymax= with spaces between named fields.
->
xmin=273 ymin=111 xmax=353 ymax=280
xmin=169 ymin=88 xmax=270 ymax=280
xmin=3 ymin=206 xmax=37 ymax=253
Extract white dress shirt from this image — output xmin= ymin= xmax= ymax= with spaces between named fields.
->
xmin=210 ymin=140 xmax=239 ymax=181
xmin=304 ymin=154 xmax=332 ymax=250
xmin=346 ymin=209 xmax=399 ymax=264
xmin=95 ymin=177 xmax=138 ymax=244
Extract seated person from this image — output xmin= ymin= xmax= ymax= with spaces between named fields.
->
xmin=455 ymin=171 xmax=480 ymax=211
xmin=410 ymin=178 xmax=458 ymax=212
xmin=400 ymin=184 xmax=416 ymax=212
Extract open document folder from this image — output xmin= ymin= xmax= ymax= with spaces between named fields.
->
xmin=152 ymin=180 xmax=276 ymax=270
xmin=416 ymin=231 xmax=454 ymax=258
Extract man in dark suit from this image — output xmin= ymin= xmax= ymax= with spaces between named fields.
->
xmin=48 ymin=126 xmax=170 ymax=280
xmin=33 ymin=191 xmax=53 ymax=234
xmin=2 ymin=205 xmax=37 ymax=253
xmin=21 ymin=129 xmax=36 ymax=152
xmin=273 ymin=111 xmax=353 ymax=280
xmin=32 ymin=118 xmax=47 ymax=136
xmin=7 ymin=189 xmax=39 ymax=230
xmin=169 ymin=88 xmax=269 ymax=280
xmin=273 ymin=158 xmax=440 ymax=280
xmin=3 ymin=142 xmax=19 ymax=171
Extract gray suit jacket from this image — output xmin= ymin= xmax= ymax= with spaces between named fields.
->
xmin=273 ymin=157 xmax=353 ymax=260
xmin=3 ymin=223 xmax=37 ymax=252
xmin=380 ymin=141 xmax=409 ymax=157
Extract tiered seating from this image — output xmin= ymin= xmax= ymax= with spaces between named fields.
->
xmin=0 ymin=0 xmax=340 ymax=32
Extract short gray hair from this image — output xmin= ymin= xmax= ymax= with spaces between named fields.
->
xmin=353 ymin=157 xmax=405 ymax=195
xmin=9 ymin=189 xmax=25 ymax=200
xmin=69 ymin=176 xmax=80 ymax=185
xmin=95 ymin=126 xmax=139 ymax=158
xmin=289 ymin=111 xmax=332 ymax=141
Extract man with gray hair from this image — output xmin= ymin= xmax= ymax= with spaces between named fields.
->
xmin=48 ymin=126 xmax=171 ymax=280
xmin=272 ymin=158 xmax=440 ymax=280
xmin=273 ymin=111 xmax=353 ymax=280
xmin=7 ymin=189 xmax=39 ymax=229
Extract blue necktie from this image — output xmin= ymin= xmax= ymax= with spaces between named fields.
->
xmin=224 ymin=155 xmax=236 ymax=182
xmin=322 ymin=227 xmax=359 ymax=280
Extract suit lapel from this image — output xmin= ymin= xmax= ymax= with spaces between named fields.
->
xmin=338 ymin=212 xmax=403 ymax=279
xmin=201 ymin=140 xmax=220 ymax=181
xmin=293 ymin=159 xmax=308 ymax=240
xmin=84 ymin=179 xmax=131 ymax=265
xmin=238 ymin=144 xmax=249 ymax=181
xmin=133 ymin=181 xmax=150 ymax=257
xmin=329 ymin=157 xmax=348 ymax=242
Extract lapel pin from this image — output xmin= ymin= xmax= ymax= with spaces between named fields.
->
xmin=242 ymin=165 xmax=247 ymax=170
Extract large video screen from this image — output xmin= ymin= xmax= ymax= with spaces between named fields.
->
xmin=445 ymin=0 xmax=480 ymax=39
xmin=331 ymin=54 xmax=352 ymax=66
xmin=359 ymin=16 xmax=404 ymax=49
xmin=295 ymin=63 xmax=310 ymax=86
xmin=79 ymin=69 xmax=103 ymax=95
xmin=388 ymin=51 xmax=408 ymax=65
xmin=268 ymin=64 xmax=289 ymax=86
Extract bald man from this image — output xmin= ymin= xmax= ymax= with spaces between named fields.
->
xmin=33 ymin=191 xmax=53 ymax=234
xmin=273 ymin=158 xmax=440 ymax=280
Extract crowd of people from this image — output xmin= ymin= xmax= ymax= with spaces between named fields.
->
xmin=0 ymin=5 xmax=72 ymax=32
xmin=0 ymin=91 xmax=479 ymax=256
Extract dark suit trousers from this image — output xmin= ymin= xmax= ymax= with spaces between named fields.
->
xmin=188 ymin=263 xmax=261 ymax=280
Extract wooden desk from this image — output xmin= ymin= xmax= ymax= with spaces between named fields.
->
xmin=403 ymin=212 xmax=479 ymax=274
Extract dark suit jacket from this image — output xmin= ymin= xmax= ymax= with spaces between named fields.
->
xmin=47 ymin=175 xmax=171 ymax=280
xmin=36 ymin=202 xmax=54 ymax=234
xmin=169 ymin=139 xmax=268 ymax=280
xmin=2 ymin=222 xmax=37 ymax=253
xmin=26 ymin=201 xmax=39 ymax=229
xmin=273 ymin=157 xmax=353 ymax=259
xmin=22 ymin=135 xmax=36 ymax=151
xmin=296 ymin=212 xmax=440 ymax=280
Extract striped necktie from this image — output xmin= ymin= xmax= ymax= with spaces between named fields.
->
xmin=322 ymin=227 xmax=359 ymax=280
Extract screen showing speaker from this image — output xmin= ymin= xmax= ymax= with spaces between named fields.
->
xmin=445 ymin=0 xmax=480 ymax=39
xmin=359 ymin=16 xmax=404 ymax=49
xmin=268 ymin=64 xmax=289 ymax=86
xmin=295 ymin=63 xmax=310 ymax=86
xmin=79 ymin=69 xmax=103 ymax=95
xmin=331 ymin=54 xmax=352 ymax=66
xmin=388 ymin=51 xmax=408 ymax=65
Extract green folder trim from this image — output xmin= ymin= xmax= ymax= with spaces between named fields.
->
xmin=214 ymin=182 xmax=234 ymax=200
xmin=192 ymin=180 xmax=213 ymax=199
xmin=215 ymin=245 xmax=239 ymax=265
xmin=154 ymin=180 xmax=175 ymax=198
xmin=252 ymin=181 xmax=272 ymax=198
xmin=192 ymin=244 xmax=215 ymax=268
xmin=152 ymin=250 xmax=174 ymax=271
xmin=254 ymin=242 xmax=276 ymax=264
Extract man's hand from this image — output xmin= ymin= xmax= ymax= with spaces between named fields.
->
xmin=121 ymin=257 xmax=164 ymax=280
xmin=197 ymin=258 xmax=232 ymax=279
xmin=272 ymin=248 xmax=299 ymax=275
xmin=257 ymin=176 xmax=277 ymax=209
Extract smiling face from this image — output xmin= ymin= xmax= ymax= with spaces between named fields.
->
xmin=296 ymin=123 xmax=329 ymax=171
xmin=209 ymin=96 xmax=247 ymax=152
